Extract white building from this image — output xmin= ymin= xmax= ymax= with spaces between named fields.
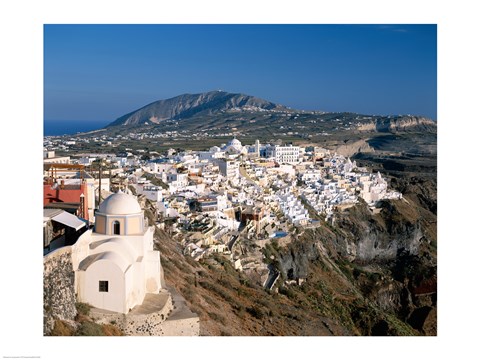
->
xmin=112 ymin=156 xmax=128 ymax=168
xmin=314 ymin=147 xmax=329 ymax=160
xmin=276 ymin=192 xmax=310 ymax=225
xmin=43 ymin=150 xmax=71 ymax=164
xmin=255 ymin=139 xmax=260 ymax=157
xmin=216 ymin=159 xmax=239 ymax=179
xmin=300 ymin=168 xmax=323 ymax=182
xmin=147 ymin=162 xmax=174 ymax=174
xmin=198 ymin=146 xmax=226 ymax=161
xmin=162 ymin=172 xmax=188 ymax=194
xmin=140 ymin=185 xmax=163 ymax=202
xmin=77 ymin=156 xmax=97 ymax=166
xmin=222 ymin=137 xmax=247 ymax=156
xmin=163 ymin=172 xmax=187 ymax=185
xmin=265 ymin=144 xmax=301 ymax=164
xmin=72 ymin=191 xmax=163 ymax=314
xmin=360 ymin=172 xmax=401 ymax=205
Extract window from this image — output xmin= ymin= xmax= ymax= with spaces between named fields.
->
xmin=113 ymin=221 xmax=120 ymax=235
xmin=99 ymin=280 xmax=109 ymax=292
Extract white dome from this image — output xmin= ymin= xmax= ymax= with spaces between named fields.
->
xmin=98 ymin=191 xmax=142 ymax=215
xmin=227 ymin=138 xmax=242 ymax=147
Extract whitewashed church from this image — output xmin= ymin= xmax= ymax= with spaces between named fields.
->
xmin=72 ymin=191 xmax=163 ymax=314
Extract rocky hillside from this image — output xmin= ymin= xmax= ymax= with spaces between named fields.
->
xmin=107 ymin=91 xmax=289 ymax=127
xmin=153 ymin=227 xmax=350 ymax=335
xmin=271 ymin=188 xmax=436 ymax=335
xmin=151 ymin=172 xmax=436 ymax=336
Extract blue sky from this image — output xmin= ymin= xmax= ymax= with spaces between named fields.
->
xmin=44 ymin=24 xmax=437 ymax=123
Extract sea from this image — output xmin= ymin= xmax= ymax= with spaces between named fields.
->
xmin=44 ymin=120 xmax=109 ymax=136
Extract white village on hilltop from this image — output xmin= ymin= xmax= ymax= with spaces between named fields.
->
xmin=43 ymin=136 xmax=402 ymax=335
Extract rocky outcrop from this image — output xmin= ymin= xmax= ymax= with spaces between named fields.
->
xmin=373 ymin=281 xmax=403 ymax=312
xmin=334 ymin=200 xmax=423 ymax=262
xmin=391 ymin=116 xmax=437 ymax=132
xmin=390 ymin=176 xmax=437 ymax=215
xmin=334 ymin=139 xmax=374 ymax=157
xmin=43 ymin=247 xmax=77 ymax=335
xmin=407 ymin=306 xmax=436 ymax=335
xmin=276 ymin=241 xmax=322 ymax=280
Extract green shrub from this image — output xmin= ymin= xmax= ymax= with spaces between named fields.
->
xmin=279 ymin=286 xmax=297 ymax=300
xmin=75 ymin=321 xmax=105 ymax=336
xmin=190 ymin=305 xmax=205 ymax=317
xmin=202 ymin=295 xmax=217 ymax=306
xmin=181 ymin=285 xmax=196 ymax=302
xmin=75 ymin=302 xmax=91 ymax=316
xmin=185 ymin=275 xmax=196 ymax=286
xmin=185 ymin=255 xmax=200 ymax=267
xmin=170 ymin=257 xmax=186 ymax=271
xmin=49 ymin=320 xmax=75 ymax=336
xmin=208 ymin=311 xmax=227 ymax=325
xmin=247 ymin=305 xmax=265 ymax=319
xmin=199 ymin=280 xmax=234 ymax=302
xmin=161 ymin=259 xmax=173 ymax=271
xmin=217 ymin=277 xmax=234 ymax=290
xmin=102 ymin=324 xmax=124 ymax=336
xmin=233 ymin=304 xmax=246 ymax=318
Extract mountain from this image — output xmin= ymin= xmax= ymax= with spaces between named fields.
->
xmin=107 ymin=90 xmax=290 ymax=127
xmin=98 ymin=91 xmax=436 ymax=159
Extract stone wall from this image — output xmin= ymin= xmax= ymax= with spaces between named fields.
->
xmin=90 ymin=293 xmax=174 ymax=336
xmin=43 ymin=247 xmax=77 ymax=335
xmin=160 ymin=316 xmax=200 ymax=336
xmin=89 ymin=290 xmax=200 ymax=336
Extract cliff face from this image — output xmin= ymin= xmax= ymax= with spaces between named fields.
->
xmin=43 ymin=247 xmax=77 ymax=335
xmin=334 ymin=199 xmax=424 ymax=262
xmin=356 ymin=116 xmax=436 ymax=133
xmin=272 ymin=180 xmax=436 ymax=335
xmin=277 ymin=198 xmax=429 ymax=275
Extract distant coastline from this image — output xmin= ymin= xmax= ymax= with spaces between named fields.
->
xmin=44 ymin=120 xmax=108 ymax=136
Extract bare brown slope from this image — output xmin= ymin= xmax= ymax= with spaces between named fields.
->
xmin=153 ymin=227 xmax=350 ymax=336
